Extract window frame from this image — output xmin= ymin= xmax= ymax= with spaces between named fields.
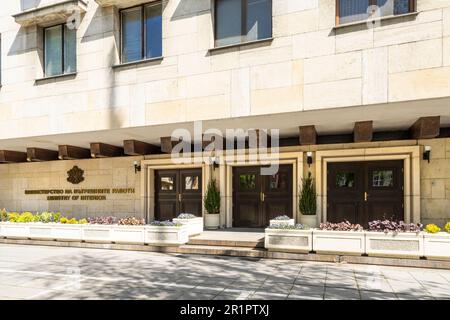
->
xmin=119 ymin=1 xmax=163 ymax=64
xmin=335 ymin=0 xmax=416 ymax=26
xmin=43 ymin=24 xmax=76 ymax=78
xmin=214 ymin=0 xmax=273 ymax=48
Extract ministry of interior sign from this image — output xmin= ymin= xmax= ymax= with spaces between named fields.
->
xmin=24 ymin=188 xmax=136 ymax=201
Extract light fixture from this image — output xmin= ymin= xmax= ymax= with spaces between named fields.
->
xmin=208 ymin=156 xmax=220 ymax=169
xmin=306 ymin=152 xmax=313 ymax=167
xmin=134 ymin=160 xmax=141 ymax=173
xmin=423 ymin=146 xmax=431 ymax=163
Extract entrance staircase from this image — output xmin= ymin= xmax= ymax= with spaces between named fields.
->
xmin=178 ymin=229 xmax=267 ymax=257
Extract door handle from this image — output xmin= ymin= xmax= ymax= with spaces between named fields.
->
xmin=364 ymin=192 xmax=368 ymax=202
xmin=260 ymin=192 xmax=265 ymax=202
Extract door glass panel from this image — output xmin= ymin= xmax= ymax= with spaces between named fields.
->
xmin=239 ymin=174 xmax=256 ymax=190
xmin=160 ymin=177 xmax=174 ymax=191
xmin=336 ymin=172 xmax=355 ymax=188
xmin=185 ymin=176 xmax=199 ymax=190
xmin=372 ymin=170 xmax=394 ymax=187
xmin=269 ymin=173 xmax=287 ymax=190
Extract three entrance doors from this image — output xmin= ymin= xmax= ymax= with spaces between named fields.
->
xmin=327 ymin=160 xmax=404 ymax=227
xmin=155 ymin=169 xmax=203 ymax=221
xmin=232 ymin=165 xmax=293 ymax=228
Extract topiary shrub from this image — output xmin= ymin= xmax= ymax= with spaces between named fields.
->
xmin=204 ymin=179 xmax=220 ymax=214
xmin=299 ymin=172 xmax=317 ymax=216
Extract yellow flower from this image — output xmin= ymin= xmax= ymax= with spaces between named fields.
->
xmin=425 ymin=224 xmax=441 ymax=234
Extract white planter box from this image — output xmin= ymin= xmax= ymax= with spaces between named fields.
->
xmin=144 ymin=225 xmax=189 ymax=246
xmin=82 ymin=224 xmax=113 ymax=243
xmin=0 ymin=223 xmax=30 ymax=239
xmin=365 ymin=232 xmax=423 ymax=258
xmin=172 ymin=217 xmax=204 ymax=236
xmin=51 ymin=224 xmax=83 ymax=241
xmin=111 ymin=225 xmax=145 ymax=244
xmin=265 ymin=228 xmax=312 ymax=253
xmin=312 ymin=230 xmax=365 ymax=255
xmin=269 ymin=219 xmax=295 ymax=227
xmin=423 ymin=232 xmax=450 ymax=260
xmin=29 ymin=223 xmax=54 ymax=240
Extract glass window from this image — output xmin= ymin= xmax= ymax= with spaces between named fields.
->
xmin=121 ymin=3 xmax=162 ymax=63
xmin=185 ymin=176 xmax=199 ymax=190
xmin=160 ymin=177 xmax=174 ymax=191
xmin=239 ymin=174 xmax=256 ymax=190
xmin=215 ymin=0 xmax=272 ymax=47
xmin=338 ymin=0 xmax=413 ymax=25
xmin=336 ymin=172 xmax=355 ymax=188
xmin=372 ymin=170 xmax=394 ymax=187
xmin=269 ymin=173 xmax=287 ymax=190
xmin=44 ymin=25 xmax=77 ymax=77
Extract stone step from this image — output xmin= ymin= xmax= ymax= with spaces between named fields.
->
xmin=178 ymin=244 xmax=267 ymax=257
xmin=187 ymin=238 xmax=264 ymax=248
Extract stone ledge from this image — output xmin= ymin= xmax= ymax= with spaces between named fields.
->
xmin=1 ymin=238 xmax=449 ymax=270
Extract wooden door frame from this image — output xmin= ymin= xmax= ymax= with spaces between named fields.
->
xmin=224 ymin=152 xmax=303 ymax=228
xmin=315 ymin=146 xmax=421 ymax=224
xmin=140 ymin=156 xmax=211 ymax=223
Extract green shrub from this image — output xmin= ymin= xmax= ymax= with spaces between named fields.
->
xmin=204 ymin=179 xmax=220 ymax=214
xmin=299 ymin=172 xmax=317 ymax=216
xmin=17 ymin=212 xmax=35 ymax=223
xmin=8 ymin=212 xmax=20 ymax=222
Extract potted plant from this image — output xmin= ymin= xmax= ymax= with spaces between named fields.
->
xmin=423 ymin=222 xmax=450 ymax=260
xmin=173 ymin=213 xmax=204 ymax=236
xmin=313 ymin=221 xmax=366 ymax=255
xmin=299 ymin=172 xmax=317 ymax=227
xmin=204 ymin=178 xmax=220 ymax=229
xmin=365 ymin=219 xmax=424 ymax=258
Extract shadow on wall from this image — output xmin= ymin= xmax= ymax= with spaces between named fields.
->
xmin=171 ymin=0 xmax=211 ymax=21
xmin=21 ymin=0 xmax=41 ymax=11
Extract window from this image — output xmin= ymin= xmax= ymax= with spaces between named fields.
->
xmin=337 ymin=0 xmax=415 ymax=25
xmin=44 ymin=25 xmax=76 ymax=77
xmin=121 ymin=2 xmax=162 ymax=63
xmin=336 ymin=172 xmax=355 ymax=188
xmin=372 ymin=170 xmax=394 ymax=187
xmin=215 ymin=0 xmax=272 ymax=47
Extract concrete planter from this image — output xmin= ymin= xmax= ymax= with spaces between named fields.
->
xmin=82 ymin=224 xmax=113 ymax=243
xmin=52 ymin=224 xmax=83 ymax=241
xmin=299 ymin=215 xmax=318 ymax=228
xmin=269 ymin=219 xmax=295 ymax=227
xmin=204 ymin=213 xmax=220 ymax=230
xmin=365 ymin=232 xmax=423 ymax=258
xmin=423 ymin=232 xmax=450 ymax=260
xmin=172 ymin=217 xmax=204 ymax=236
xmin=312 ymin=230 xmax=365 ymax=255
xmin=144 ymin=225 xmax=189 ymax=246
xmin=29 ymin=223 xmax=54 ymax=240
xmin=0 ymin=223 xmax=30 ymax=238
xmin=111 ymin=225 xmax=145 ymax=244
xmin=265 ymin=228 xmax=312 ymax=253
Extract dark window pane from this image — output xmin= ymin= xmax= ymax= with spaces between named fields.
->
xmin=269 ymin=173 xmax=287 ymax=190
xmin=64 ymin=27 xmax=77 ymax=73
xmin=185 ymin=176 xmax=199 ymax=190
xmin=336 ymin=172 xmax=355 ymax=188
xmin=376 ymin=0 xmax=410 ymax=16
xmin=215 ymin=0 xmax=242 ymax=47
xmin=122 ymin=8 xmax=142 ymax=63
xmin=339 ymin=0 xmax=370 ymax=24
xmin=239 ymin=174 xmax=256 ymax=190
xmin=145 ymin=3 xmax=162 ymax=58
xmin=372 ymin=170 xmax=394 ymax=187
xmin=45 ymin=25 xmax=62 ymax=76
xmin=246 ymin=0 xmax=272 ymax=42
xmin=160 ymin=177 xmax=174 ymax=191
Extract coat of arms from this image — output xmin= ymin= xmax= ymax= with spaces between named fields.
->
xmin=67 ymin=166 xmax=85 ymax=185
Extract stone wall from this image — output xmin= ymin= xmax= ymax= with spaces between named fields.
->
xmin=0 ymin=156 xmax=143 ymax=219
xmin=0 ymin=0 xmax=449 ymax=140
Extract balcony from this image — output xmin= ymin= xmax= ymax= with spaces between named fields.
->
xmin=13 ymin=0 xmax=87 ymax=27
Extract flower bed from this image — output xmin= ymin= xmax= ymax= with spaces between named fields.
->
xmin=172 ymin=214 xmax=204 ymax=236
xmin=269 ymin=215 xmax=295 ymax=227
xmin=265 ymin=224 xmax=312 ymax=253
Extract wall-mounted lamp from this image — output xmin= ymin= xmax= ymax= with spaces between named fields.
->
xmin=423 ymin=146 xmax=431 ymax=163
xmin=134 ymin=161 xmax=141 ymax=174
xmin=306 ymin=152 xmax=313 ymax=167
xmin=208 ymin=156 xmax=220 ymax=169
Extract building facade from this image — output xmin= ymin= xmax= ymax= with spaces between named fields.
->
xmin=0 ymin=0 xmax=449 ymax=227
